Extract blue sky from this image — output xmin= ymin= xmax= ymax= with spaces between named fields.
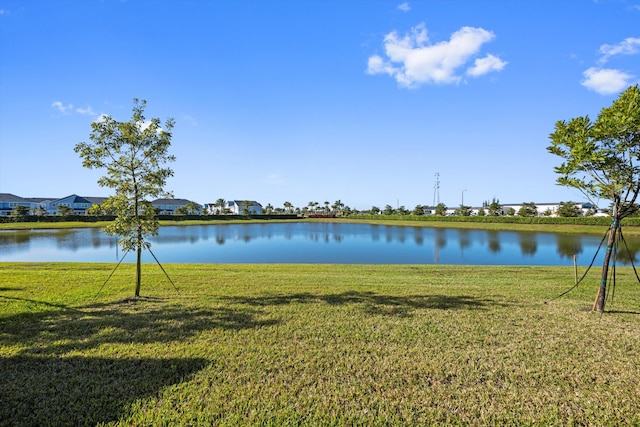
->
xmin=1 ymin=0 xmax=639 ymax=211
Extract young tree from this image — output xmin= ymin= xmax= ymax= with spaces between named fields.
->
xmin=33 ymin=206 xmax=48 ymax=216
xmin=57 ymin=205 xmax=74 ymax=216
xmin=517 ymin=202 xmax=538 ymax=217
xmin=547 ymin=85 xmax=640 ymax=312
xmin=454 ymin=205 xmax=472 ymax=216
xmin=434 ymin=202 xmax=447 ymax=216
xmin=487 ymin=198 xmax=502 ymax=216
xmin=74 ymin=99 xmax=175 ymax=298
xmin=11 ymin=205 xmax=30 ymax=218
xmin=557 ymin=201 xmax=582 ymax=217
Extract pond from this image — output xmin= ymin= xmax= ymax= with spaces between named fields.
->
xmin=1 ymin=222 xmax=638 ymax=266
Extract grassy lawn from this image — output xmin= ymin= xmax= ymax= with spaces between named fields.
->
xmin=1 ymin=263 xmax=639 ymax=426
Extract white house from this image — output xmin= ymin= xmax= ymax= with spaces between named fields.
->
xmin=225 ymin=200 xmax=263 ymax=215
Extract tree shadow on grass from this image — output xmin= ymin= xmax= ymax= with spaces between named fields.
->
xmin=223 ymin=291 xmax=504 ymax=317
xmin=0 ymin=354 xmax=208 ymax=426
xmin=0 ymin=287 xmax=24 ymax=292
xmin=1 ymin=297 xmax=278 ymax=356
xmin=0 ymin=295 xmax=278 ymax=426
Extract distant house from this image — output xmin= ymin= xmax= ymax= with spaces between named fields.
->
xmin=49 ymin=194 xmax=95 ymax=215
xmin=225 ymin=200 xmax=262 ymax=215
xmin=203 ymin=202 xmax=220 ymax=215
xmin=0 ymin=193 xmax=35 ymax=216
xmin=152 ymin=198 xmax=200 ymax=215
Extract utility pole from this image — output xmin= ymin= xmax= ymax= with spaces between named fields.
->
xmin=433 ymin=173 xmax=440 ymax=206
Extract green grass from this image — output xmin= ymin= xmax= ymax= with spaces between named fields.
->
xmin=1 ymin=263 xmax=639 ymax=426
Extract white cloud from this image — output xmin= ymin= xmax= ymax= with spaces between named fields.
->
xmin=598 ymin=37 xmax=640 ymax=63
xmin=467 ymin=54 xmax=508 ymax=77
xmin=366 ymin=23 xmax=505 ymax=88
xmin=75 ymin=106 xmax=96 ymax=116
xmin=397 ymin=2 xmax=410 ymax=12
xmin=51 ymin=101 xmax=73 ymax=114
xmin=52 ymin=100 xmax=103 ymax=118
xmin=581 ymin=67 xmax=634 ymax=94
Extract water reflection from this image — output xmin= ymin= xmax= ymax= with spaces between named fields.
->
xmin=518 ymin=233 xmax=538 ymax=256
xmin=487 ymin=230 xmax=501 ymax=253
xmin=1 ymin=223 xmax=638 ymax=266
xmin=457 ymin=229 xmax=471 ymax=260
xmin=556 ymin=233 xmax=584 ymax=260
xmin=614 ymin=237 xmax=640 ymax=265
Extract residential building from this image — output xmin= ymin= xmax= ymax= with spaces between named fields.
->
xmin=225 ymin=200 xmax=262 ymax=215
xmin=152 ymin=198 xmax=200 ymax=215
xmin=0 ymin=193 xmax=35 ymax=216
xmin=48 ymin=194 xmax=96 ymax=215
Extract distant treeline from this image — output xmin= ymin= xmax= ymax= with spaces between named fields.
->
xmin=349 ymin=214 xmax=640 ymax=227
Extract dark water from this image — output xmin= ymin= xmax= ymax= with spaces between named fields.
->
xmin=1 ymin=222 xmax=637 ymax=266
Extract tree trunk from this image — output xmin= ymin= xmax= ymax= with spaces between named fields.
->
xmin=593 ymin=218 xmax=619 ymax=312
xmin=135 ymin=224 xmax=143 ymax=298
xmin=135 ymin=245 xmax=142 ymax=298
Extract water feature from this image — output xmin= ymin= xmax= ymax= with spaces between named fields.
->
xmin=1 ymin=222 xmax=638 ymax=266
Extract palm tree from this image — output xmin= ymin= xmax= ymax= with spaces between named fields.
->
xmin=284 ymin=201 xmax=293 ymax=213
xmin=184 ymin=201 xmax=202 ymax=215
xmin=324 ymin=201 xmax=330 ymax=214
xmin=332 ymin=200 xmax=344 ymax=215
xmin=265 ymin=203 xmax=273 ymax=214
xmin=241 ymin=200 xmax=252 ymax=215
xmin=215 ymin=198 xmax=226 ymax=215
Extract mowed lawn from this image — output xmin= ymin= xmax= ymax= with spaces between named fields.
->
xmin=1 ymin=263 xmax=639 ymax=426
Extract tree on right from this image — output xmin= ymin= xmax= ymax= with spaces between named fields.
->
xmin=547 ymin=85 xmax=640 ymax=312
